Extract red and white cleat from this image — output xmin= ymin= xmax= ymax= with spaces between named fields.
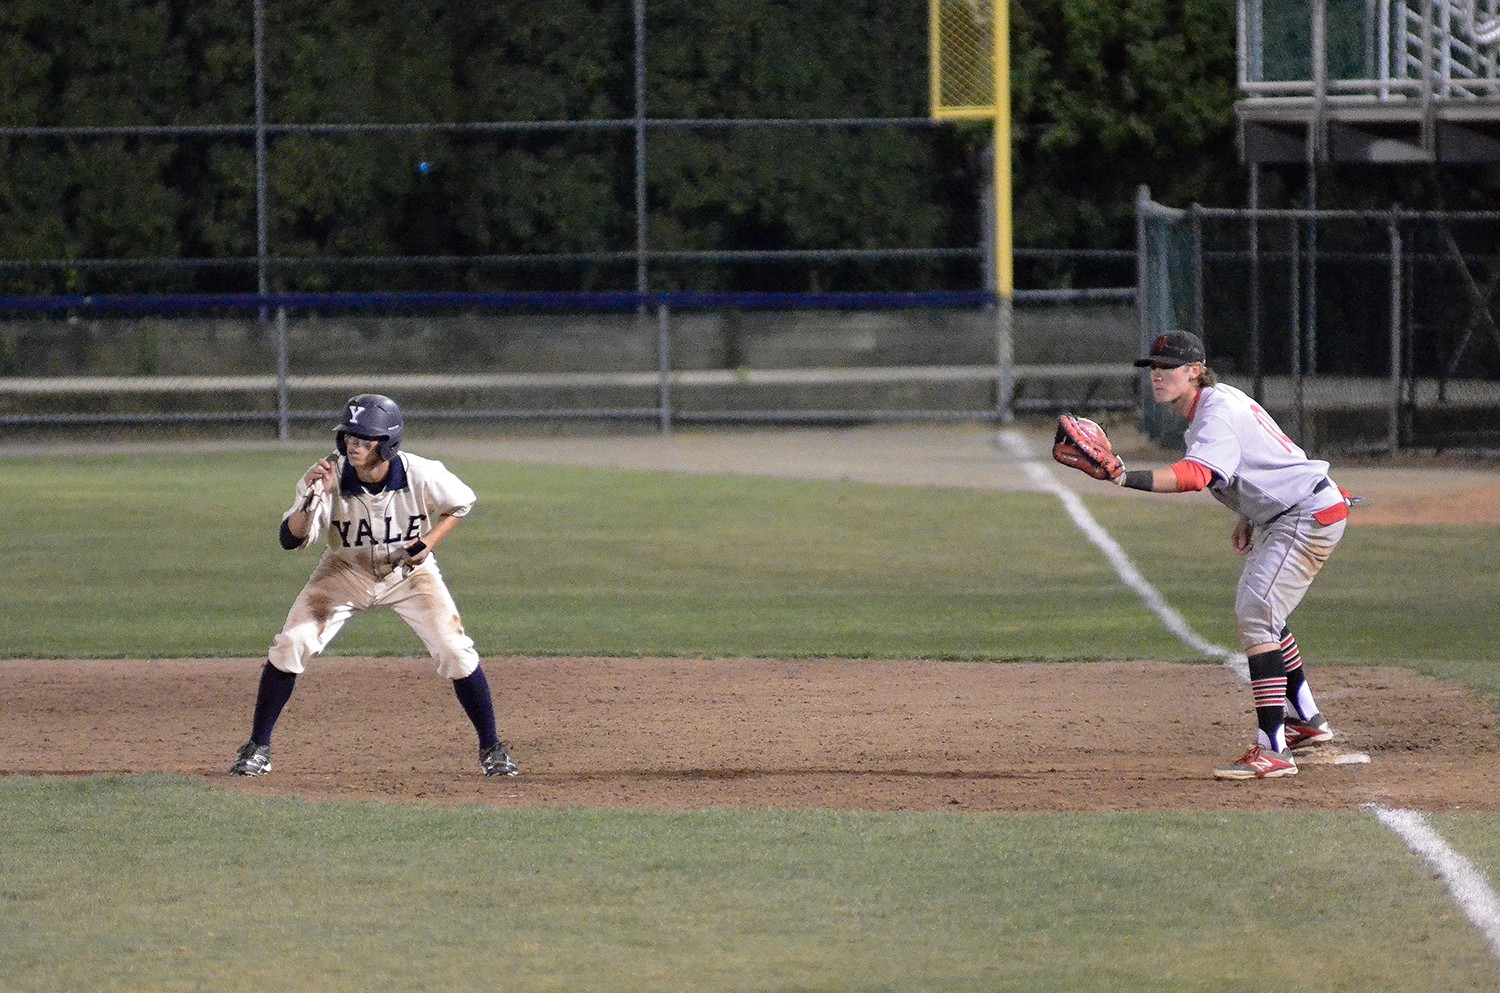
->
xmin=1284 ymin=715 xmax=1334 ymax=750
xmin=1214 ymin=744 xmax=1297 ymax=780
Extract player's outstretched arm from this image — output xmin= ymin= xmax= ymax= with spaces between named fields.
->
xmin=1115 ymin=460 xmax=1213 ymax=494
xmin=1115 ymin=467 xmax=1167 ymax=491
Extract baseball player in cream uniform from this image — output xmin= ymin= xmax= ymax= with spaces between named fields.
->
xmin=1111 ymin=332 xmax=1350 ymax=780
xmin=229 ymin=394 xmax=519 ymax=779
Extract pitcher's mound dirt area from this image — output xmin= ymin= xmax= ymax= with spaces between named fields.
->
xmin=5 ymin=656 xmax=1498 ymax=813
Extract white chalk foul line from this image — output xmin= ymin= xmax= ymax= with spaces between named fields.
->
xmin=1370 ymin=806 xmax=1500 ymax=959
xmin=999 ymin=430 xmax=1249 ymax=681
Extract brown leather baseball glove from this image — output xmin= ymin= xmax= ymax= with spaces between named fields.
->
xmin=1052 ymin=414 xmax=1124 ymax=481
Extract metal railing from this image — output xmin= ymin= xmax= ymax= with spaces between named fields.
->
xmin=1240 ymin=0 xmax=1500 ymax=102
xmin=0 ymin=288 xmax=1139 ymax=435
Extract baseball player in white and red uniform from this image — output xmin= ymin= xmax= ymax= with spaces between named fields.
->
xmin=1112 ymin=331 xmax=1350 ymax=780
xmin=229 ymin=394 xmax=519 ymax=779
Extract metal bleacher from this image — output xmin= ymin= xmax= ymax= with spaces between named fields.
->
xmin=1236 ymin=0 xmax=1500 ymax=163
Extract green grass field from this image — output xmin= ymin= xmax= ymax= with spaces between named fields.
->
xmin=3 ymin=447 xmax=1499 ymax=991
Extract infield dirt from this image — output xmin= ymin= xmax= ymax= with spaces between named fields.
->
xmin=5 ymin=655 xmax=1500 ymax=813
xmin=4 ymin=423 xmax=1497 ymax=813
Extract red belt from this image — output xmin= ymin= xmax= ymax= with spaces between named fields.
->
xmin=1312 ymin=501 xmax=1349 ymax=526
xmin=1307 ymin=479 xmax=1354 ymax=526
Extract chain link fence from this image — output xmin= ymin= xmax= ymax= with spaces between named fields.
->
xmin=1138 ymin=188 xmax=1500 ymax=454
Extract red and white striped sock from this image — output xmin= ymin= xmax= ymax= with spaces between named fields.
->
xmin=1249 ymin=648 xmax=1288 ymax=752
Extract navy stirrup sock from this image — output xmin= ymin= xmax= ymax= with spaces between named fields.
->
xmin=453 ymin=666 xmax=499 ymax=750
xmin=250 ymin=661 xmax=298 ymax=746
xmin=1280 ymin=625 xmax=1319 ymax=722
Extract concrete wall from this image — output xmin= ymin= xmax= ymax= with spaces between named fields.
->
xmin=0 ymin=304 xmax=1141 ymax=431
xmin=2 ymin=304 xmax=1139 ymax=378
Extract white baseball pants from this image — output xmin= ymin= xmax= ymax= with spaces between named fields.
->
xmin=1234 ymin=507 xmax=1346 ymax=649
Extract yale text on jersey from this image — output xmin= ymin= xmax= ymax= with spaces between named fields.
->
xmin=330 ymin=514 xmax=429 ymax=548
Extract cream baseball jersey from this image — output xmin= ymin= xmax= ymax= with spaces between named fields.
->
xmin=1183 ymin=383 xmax=1336 ymax=525
xmin=285 ymin=452 xmax=476 ymax=579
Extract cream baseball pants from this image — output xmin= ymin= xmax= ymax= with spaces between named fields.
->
xmin=267 ymin=555 xmax=480 ymax=679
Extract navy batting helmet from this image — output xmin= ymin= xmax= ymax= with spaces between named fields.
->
xmin=335 ymin=394 xmax=404 ymax=461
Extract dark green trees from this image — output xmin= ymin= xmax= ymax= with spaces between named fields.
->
xmin=0 ymin=0 xmax=1257 ymax=294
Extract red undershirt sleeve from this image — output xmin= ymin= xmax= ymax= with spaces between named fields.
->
xmin=1170 ymin=459 xmax=1213 ymax=492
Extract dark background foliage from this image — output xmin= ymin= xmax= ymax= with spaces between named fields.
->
xmin=0 ymin=0 xmax=1492 ymax=293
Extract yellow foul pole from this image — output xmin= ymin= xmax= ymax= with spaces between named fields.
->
xmin=930 ymin=0 xmax=1012 ymax=422
xmin=993 ymin=1 xmax=1013 ymax=421
xmin=993 ymin=2 xmax=1011 ymax=301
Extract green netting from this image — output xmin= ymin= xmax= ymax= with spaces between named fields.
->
xmin=1137 ymin=201 xmax=1197 ymax=443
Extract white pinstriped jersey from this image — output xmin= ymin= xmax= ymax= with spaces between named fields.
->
xmin=284 ymin=452 xmax=476 ymax=579
xmin=1183 ymin=384 xmax=1335 ymax=525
